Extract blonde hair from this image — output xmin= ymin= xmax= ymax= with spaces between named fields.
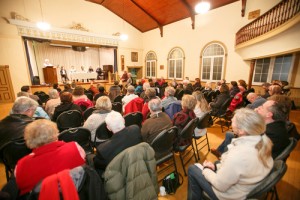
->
xmin=24 ymin=119 xmax=59 ymax=149
xmin=234 ymin=108 xmax=273 ymax=167
xmin=181 ymin=94 xmax=197 ymax=110
xmin=192 ymin=91 xmax=210 ymax=113
xmin=95 ymin=96 xmax=112 ymax=111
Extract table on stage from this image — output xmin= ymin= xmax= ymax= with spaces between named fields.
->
xmin=70 ymin=72 xmax=97 ymax=81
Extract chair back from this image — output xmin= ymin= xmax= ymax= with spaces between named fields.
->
xmin=205 ymin=91 xmax=215 ymax=103
xmin=246 ymin=160 xmax=287 ymax=199
xmin=56 ymin=110 xmax=84 ymax=132
xmin=124 ymin=111 xmax=143 ymax=127
xmin=85 ymin=92 xmax=93 ymax=101
xmin=287 ymin=122 xmax=300 ymax=140
xmin=83 ymin=107 xmax=96 ymax=121
xmin=275 ymin=137 xmax=297 ymax=161
xmin=197 ymin=112 xmax=211 ymax=129
xmin=58 ymin=127 xmax=93 ymax=153
xmin=150 ymin=126 xmax=178 ymax=161
xmin=35 ymin=91 xmax=49 ymax=104
xmin=113 ymin=95 xmax=124 ymax=103
xmin=179 ymin=118 xmax=199 ymax=140
xmin=95 ymin=122 xmax=113 ymax=145
xmin=112 ymin=102 xmax=122 ymax=114
xmin=164 ymin=101 xmax=182 ymax=120
xmin=212 ymin=97 xmax=232 ymax=116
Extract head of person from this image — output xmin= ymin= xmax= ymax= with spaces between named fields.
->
xmin=145 ymin=88 xmax=156 ymax=99
xmin=61 ymin=66 xmax=64 ymax=69
xmin=182 ymin=79 xmax=189 ymax=86
xmin=195 ymin=78 xmax=200 ymax=83
xmin=238 ymin=79 xmax=247 ymax=89
xmin=192 ymin=91 xmax=210 ymax=112
xmin=114 ymin=80 xmax=119 ymax=86
xmin=261 ymin=82 xmax=271 ymax=91
xmin=127 ymin=85 xmax=135 ymax=94
xmin=64 ymin=83 xmax=71 ymax=91
xmin=143 ymin=82 xmax=150 ymax=91
xmin=220 ymin=79 xmax=226 ymax=84
xmin=219 ymin=84 xmax=229 ymax=94
xmin=230 ymin=81 xmax=238 ymax=88
xmin=12 ymin=96 xmax=38 ymax=117
xmin=21 ymin=85 xmax=30 ymax=92
xmin=164 ymin=86 xmax=175 ymax=97
xmin=177 ymin=83 xmax=183 ymax=89
xmin=48 ymin=89 xmax=59 ymax=99
xmin=268 ymin=85 xmax=282 ymax=96
xmin=247 ymin=93 xmax=258 ymax=103
xmin=238 ymin=85 xmax=245 ymax=93
xmin=60 ymin=92 xmax=73 ymax=103
xmin=148 ymin=98 xmax=162 ymax=113
xmin=205 ymin=82 xmax=212 ymax=89
xmin=128 ymin=73 xmax=132 ymax=78
xmin=181 ymin=94 xmax=197 ymax=110
xmin=24 ymin=119 xmax=59 ymax=149
xmin=232 ymin=108 xmax=272 ymax=167
xmin=268 ymin=94 xmax=292 ymax=118
xmin=105 ymin=112 xmax=125 ymax=133
xmin=73 ymin=86 xmax=84 ymax=96
xmin=256 ymin=100 xmax=288 ymax=123
xmin=95 ymin=96 xmax=112 ymax=111
xmin=53 ymin=83 xmax=59 ymax=89
xmin=98 ymin=86 xmax=105 ymax=93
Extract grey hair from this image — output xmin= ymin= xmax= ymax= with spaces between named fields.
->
xmin=105 ymin=111 xmax=125 ymax=133
xmin=12 ymin=96 xmax=38 ymax=114
xmin=148 ymin=98 xmax=162 ymax=112
xmin=48 ymin=89 xmax=59 ymax=99
xmin=145 ymin=88 xmax=156 ymax=99
xmin=127 ymin=85 xmax=135 ymax=93
xmin=143 ymin=82 xmax=150 ymax=90
xmin=95 ymin=96 xmax=112 ymax=111
xmin=165 ymin=86 xmax=175 ymax=96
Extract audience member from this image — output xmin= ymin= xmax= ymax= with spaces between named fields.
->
xmin=93 ymin=112 xmax=142 ymax=173
xmin=228 ymin=85 xmax=245 ymax=112
xmin=108 ymin=80 xmax=121 ymax=102
xmin=83 ymin=96 xmax=116 ymax=143
xmin=238 ymin=79 xmax=247 ymax=90
xmin=141 ymin=88 xmax=157 ymax=120
xmin=120 ymin=70 xmax=128 ymax=82
xmin=18 ymin=86 xmax=40 ymax=103
xmin=268 ymin=84 xmax=282 ymax=96
xmin=157 ymin=76 xmax=165 ymax=86
xmin=52 ymin=92 xmax=82 ymax=122
xmin=193 ymin=78 xmax=202 ymax=90
xmin=140 ymin=82 xmax=151 ymax=100
xmin=126 ymin=73 xmax=133 ymax=87
xmin=93 ymin=86 xmax=107 ymax=103
xmin=72 ymin=86 xmax=88 ymax=101
xmin=53 ymin=83 xmax=61 ymax=93
xmin=122 ymin=85 xmax=138 ymax=111
xmin=161 ymin=86 xmax=177 ymax=109
xmin=170 ymin=78 xmax=178 ymax=88
xmin=229 ymin=81 xmax=240 ymax=98
xmin=209 ymin=84 xmax=230 ymax=115
xmin=246 ymin=92 xmax=267 ymax=110
xmin=15 ymin=119 xmax=85 ymax=195
xmin=0 ymin=97 xmax=37 ymax=150
xmin=141 ymin=98 xmax=172 ymax=144
xmin=261 ymin=82 xmax=271 ymax=99
xmin=192 ymin=91 xmax=210 ymax=136
xmin=188 ymin=108 xmax=273 ymax=200
xmin=135 ymin=81 xmax=143 ymax=94
xmin=203 ymin=82 xmax=212 ymax=91
xmin=45 ymin=89 xmax=61 ymax=118
xmin=63 ymin=83 xmax=73 ymax=93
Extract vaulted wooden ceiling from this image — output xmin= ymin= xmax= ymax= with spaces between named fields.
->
xmin=86 ymin=0 xmax=246 ymax=36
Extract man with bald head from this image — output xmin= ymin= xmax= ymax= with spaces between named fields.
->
xmin=246 ymin=92 xmax=266 ymax=109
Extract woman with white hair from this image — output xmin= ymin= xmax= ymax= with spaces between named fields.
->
xmin=45 ymin=89 xmax=61 ymax=118
xmin=188 ymin=108 xmax=273 ymax=200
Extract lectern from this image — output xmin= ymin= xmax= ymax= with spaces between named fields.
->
xmin=43 ymin=66 xmax=57 ymax=84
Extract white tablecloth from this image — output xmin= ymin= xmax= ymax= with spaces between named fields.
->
xmin=70 ymin=72 xmax=97 ymax=80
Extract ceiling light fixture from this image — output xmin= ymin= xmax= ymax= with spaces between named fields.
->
xmin=195 ymin=1 xmax=211 ymax=14
xmin=36 ymin=0 xmax=51 ymax=31
xmin=120 ymin=0 xmax=128 ymax=41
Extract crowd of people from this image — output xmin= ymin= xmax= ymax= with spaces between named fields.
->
xmin=0 ymin=76 xmax=297 ymax=199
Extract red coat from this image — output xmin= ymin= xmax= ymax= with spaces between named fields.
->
xmin=228 ymin=92 xmax=244 ymax=112
xmin=124 ymin=97 xmax=144 ymax=115
xmin=16 ymin=141 xmax=85 ymax=195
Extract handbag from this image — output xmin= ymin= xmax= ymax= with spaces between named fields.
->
xmin=162 ymin=171 xmax=183 ymax=194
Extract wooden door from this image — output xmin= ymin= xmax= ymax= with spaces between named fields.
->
xmin=0 ymin=65 xmax=15 ymax=103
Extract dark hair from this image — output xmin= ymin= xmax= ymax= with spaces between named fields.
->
xmin=73 ymin=86 xmax=84 ymax=96
xmin=220 ymin=84 xmax=229 ymax=93
xmin=98 ymin=86 xmax=105 ymax=93
xmin=114 ymin=81 xmax=119 ymax=86
xmin=64 ymin=84 xmax=71 ymax=90
xmin=60 ymin=92 xmax=73 ymax=103
xmin=230 ymin=81 xmax=238 ymax=87
xmin=268 ymin=101 xmax=289 ymax=121
xmin=53 ymin=83 xmax=59 ymax=89
xmin=21 ymin=86 xmax=30 ymax=92
xmin=268 ymin=95 xmax=291 ymax=119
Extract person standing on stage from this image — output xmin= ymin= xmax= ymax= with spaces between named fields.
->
xmin=60 ymin=66 xmax=69 ymax=83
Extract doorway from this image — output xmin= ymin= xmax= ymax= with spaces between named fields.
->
xmin=0 ymin=65 xmax=15 ymax=103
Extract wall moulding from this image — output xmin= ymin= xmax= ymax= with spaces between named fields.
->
xmin=7 ymin=19 xmax=119 ymax=46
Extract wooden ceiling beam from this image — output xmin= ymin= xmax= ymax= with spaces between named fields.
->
xmin=130 ymin=0 xmax=164 ymax=37
xmin=241 ymin=0 xmax=247 ymax=17
xmin=180 ymin=0 xmax=196 ymax=29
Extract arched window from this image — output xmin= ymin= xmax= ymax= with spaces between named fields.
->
xmin=201 ymin=43 xmax=226 ymax=81
xmin=145 ymin=51 xmax=157 ymax=78
xmin=168 ymin=47 xmax=184 ymax=79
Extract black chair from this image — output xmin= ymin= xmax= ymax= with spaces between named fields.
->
xmin=173 ymin=118 xmax=199 ymax=176
xmin=205 ymin=91 xmax=215 ymax=103
xmin=112 ymin=102 xmax=122 ymax=114
xmin=211 ymin=97 xmax=232 ymax=132
xmin=114 ymin=95 xmax=124 ymax=103
xmin=56 ymin=110 xmax=84 ymax=132
xmin=0 ymin=138 xmax=32 ymax=181
xmin=150 ymin=126 xmax=178 ymax=178
xmin=94 ymin=122 xmax=113 ymax=147
xmin=193 ymin=112 xmax=211 ymax=160
xmin=83 ymin=107 xmax=96 ymax=121
xmin=34 ymin=91 xmax=49 ymax=104
xmin=275 ymin=137 xmax=297 ymax=161
xmin=124 ymin=111 xmax=143 ymax=127
xmin=246 ymin=160 xmax=287 ymax=200
xmin=176 ymin=89 xmax=184 ymax=100
xmin=58 ymin=127 xmax=93 ymax=154
xmin=85 ymin=92 xmax=93 ymax=101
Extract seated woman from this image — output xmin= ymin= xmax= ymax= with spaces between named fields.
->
xmin=192 ymin=91 xmax=210 ymax=137
xmin=72 ymin=86 xmax=93 ymax=111
xmin=187 ymin=108 xmax=273 ymax=200
xmin=52 ymin=92 xmax=82 ymax=122
xmin=45 ymin=89 xmax=61 ymax=119
xmin=83 ymin=96 xmax=116 ymax=143
xmin=209 ymin=84 xmax=230 ymax=116
xmin=15 ymin=119 xmax=86 ymax=195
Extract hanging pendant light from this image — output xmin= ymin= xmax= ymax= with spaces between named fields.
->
xmin=120 ymin=0 xmax=128 ymax=40
xmin=36 ymin=0 xmax=51 ymax=31
xmin=195 ymin=1 xmax=211 ymax=14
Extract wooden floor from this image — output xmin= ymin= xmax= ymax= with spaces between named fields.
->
xmin=0 ymin=102 xmax=299 ymax=199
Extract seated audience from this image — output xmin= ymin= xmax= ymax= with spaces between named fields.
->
xmin=141 ymin=98 xmax=172 ymax=144
xmin=157 ymin=76 xmax=165 ymax=86
xmin=203 ymin=82 xmax=212 ymax=91
xmin=229 ymin=81 xmax=240 ymax=98
xmin=83 ymin=96 xmax=116 ymax=143
xmin=209 ymin=84 xmax=230 ymax=115
xmin=170 ymin=78 xmax=178 ymax=89
xmin=161 ymin=86 xmax=177 ymax=109
xmin=140 ymin=82 xmax=150 ymax=100
xmin=93 ymin=86 xmax=107 ymax=103
xmin=268 ymin=84 xmax=282 ymax=96
xmin=141 ymin=88 xmax=157 ymax=120
xmin=0 ymin=97 xmax=37 ymax=150
xmin=228 ymin=85 xmax=245 ymax=112
xmin=126 ymin=73 xmax=133 ymax=87
xmin=238 ymin=79 xmax=248 ymax=90
xmin=62 ymin=83 xmax=73 ymax=93
xmin=52 ymin=92 xmax=82 ymax=122
xmin=261 ymin=82 xmax=271 ymax=99
xmin=193 ymin=78 xmax=202 ymax=90
xmin=134 ymin=81 xmax=143 ymax=94
xmin=53 ymin=83 xmax=61 ymax=93
xmin=108 ymin=80 xmax=121 ymax=102
xmin=211 ymin=99 xmax=290 ymax=159
xmin=17 ymin=85 xmax=40 ymax=104
xmin=45 ymin=89 xmax=61 ymax=118
xmin=72 ymin=86 xmax=88 ymax=101
xmin=15 ymin=119 xmax=85 ymax=195
xmin=192 ymin=91 xmax=210 ymax=136
xmin=122 ymin=85 xmax=138 ymax=111
xmin=188 ymin=108 xmax=273 ymax=200
xmin=246 ymin=92 xmax=267 ymax=110
xmin=93 ymin=112 xmax=142 ymax=173
xmin=120 ymin=70 xmax=128 ymax=82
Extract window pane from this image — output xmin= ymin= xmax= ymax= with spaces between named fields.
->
xmin=261 ymin=74 xmax=268 ymax=82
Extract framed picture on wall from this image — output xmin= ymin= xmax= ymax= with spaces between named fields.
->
xmin=131 ymin=52 xmax=138 ymax=62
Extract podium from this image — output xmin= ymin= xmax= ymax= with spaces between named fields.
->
xmin=43 ymin=66 xmax=57 ymax=85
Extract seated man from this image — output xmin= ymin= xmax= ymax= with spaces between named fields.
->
xmin=141 ymin=98 xmax=172 ymax=144
xmin=161 ymin=86 xmax=177 ymax=109
xmin=0 ymin=97 xmax=37 ymax=150
xmin=17 ymin=85 xmax=40 ymax=104
xmin=93 ymin=112 xmax=142 ymax=173
xmin=246 ymin=92 xmax=267 ymax=110
xmin=122 ymin=85 xmax=138 ymax=111
xmin=211 ymin=99 xmax=290 ymax=159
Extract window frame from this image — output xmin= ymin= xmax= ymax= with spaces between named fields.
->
xmin=145 ymin=51 xmax=157 ymax=78
xmin=167 ymin=47 xmax=185 ymax=80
